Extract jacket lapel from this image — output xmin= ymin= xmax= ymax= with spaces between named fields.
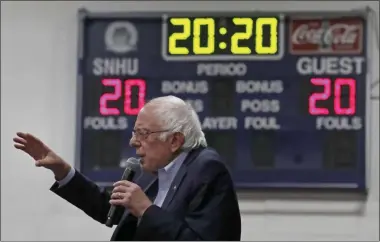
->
xmin=160 ymin=147 xmax=204 ymax=210
xmin=160 ymin=165 xmax=187 ymax=210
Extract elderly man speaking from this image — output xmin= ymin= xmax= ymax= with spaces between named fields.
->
xmin=13 ymin=95 xmax=241 ymax=241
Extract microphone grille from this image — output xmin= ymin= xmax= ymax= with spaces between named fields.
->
xmin=124 ymin=157 xmax=141 ymax=172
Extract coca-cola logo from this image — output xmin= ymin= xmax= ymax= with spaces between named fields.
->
xmin=292 ymin=23 xmax=360 ymax=45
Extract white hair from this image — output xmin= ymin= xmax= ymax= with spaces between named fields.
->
xmin=144 ymin=95 xmax=207 ymax=150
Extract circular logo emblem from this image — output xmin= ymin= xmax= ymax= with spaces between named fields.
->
xmin=105 ymin=21 xmax=138 ymax=54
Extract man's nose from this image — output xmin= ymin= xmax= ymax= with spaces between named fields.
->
xmin=129 ymin=136 xmax=140 ymax=148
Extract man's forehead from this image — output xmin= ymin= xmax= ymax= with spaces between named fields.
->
xmin=134 ymin=107 xmax=159 ymax=129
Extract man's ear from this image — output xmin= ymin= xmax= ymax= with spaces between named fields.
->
xmin=170 ymin=132 xmax=185 ymax=153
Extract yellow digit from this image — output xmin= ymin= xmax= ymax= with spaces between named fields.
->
xmin=193 ymin=18 xmax=215 ymax=54
xmin=231 ymin=18 xmax=253 ymax=54
xmin=255 ymin=17 xmax=278 ymax=54
xmin=168 ymin=18 xmax=191 ymax=55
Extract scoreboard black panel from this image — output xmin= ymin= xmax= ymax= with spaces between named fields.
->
xmin=76 ymin=9 xmax=368 ymax=191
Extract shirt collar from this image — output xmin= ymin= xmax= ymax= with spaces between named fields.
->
xmin=158 ymin=152 xmax=188 ymax=177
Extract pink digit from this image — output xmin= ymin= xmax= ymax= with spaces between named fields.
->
xmin=99 ymin=79 xmax=122 ymax=115
xmin=334 ymin=78 xmax=356 ymax=115
xmin=124 ymin=79 xmax=146 ymax=115
xmin=309 ymin=78 xmax=331 ymax=115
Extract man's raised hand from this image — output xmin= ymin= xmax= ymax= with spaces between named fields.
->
xmin=13 ymin=132 xmax=71 ymax=180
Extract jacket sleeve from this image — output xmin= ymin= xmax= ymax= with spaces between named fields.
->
xmin=50 ymin=169 xmax=124 ymax=225
xmin=135 ymin=161 xmax=241 ymax=241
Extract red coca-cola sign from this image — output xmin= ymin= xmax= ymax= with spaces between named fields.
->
xmin=289 ymin=17 xmax=363 ymax=54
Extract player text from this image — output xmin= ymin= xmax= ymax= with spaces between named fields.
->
xmin=202 ymin=117 xmax=238 ymax=130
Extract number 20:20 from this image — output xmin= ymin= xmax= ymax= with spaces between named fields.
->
xmin=168 ymin=17 xmax=278 ymax=55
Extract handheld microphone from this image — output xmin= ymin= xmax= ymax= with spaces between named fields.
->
xmin=105 ymin=157 xmax=141 ymax=227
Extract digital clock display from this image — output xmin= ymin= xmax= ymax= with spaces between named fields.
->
xmin=165 ymin=16 xmax=280 ymax=57
xmin=77 ymin=10 xmax=368 ymax=191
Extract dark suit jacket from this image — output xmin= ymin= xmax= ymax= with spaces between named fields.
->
xmin=50 ymin=147 xmax=241 ymax=240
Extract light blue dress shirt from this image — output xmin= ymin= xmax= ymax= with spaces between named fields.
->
xmin=58 ymin=152 xmax=188 ymax=209
xmin=153 ymin=152 xmax=187 ymax=207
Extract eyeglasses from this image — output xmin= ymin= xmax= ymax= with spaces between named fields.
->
xmin=131 ymin=129 xmax=171 ymax=140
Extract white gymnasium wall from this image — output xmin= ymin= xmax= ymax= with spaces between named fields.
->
xmin=1 ymin=1 xmax=379 ymax=241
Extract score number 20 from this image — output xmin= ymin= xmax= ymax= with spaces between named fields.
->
xmin=99 ymin=78 xmax=146 ymax=116
xmin=309 ymin=78 xmax=356 ymax=115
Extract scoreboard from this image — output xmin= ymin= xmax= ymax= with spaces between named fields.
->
xmin=76 ymin=9 xmax=369 ymax=191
